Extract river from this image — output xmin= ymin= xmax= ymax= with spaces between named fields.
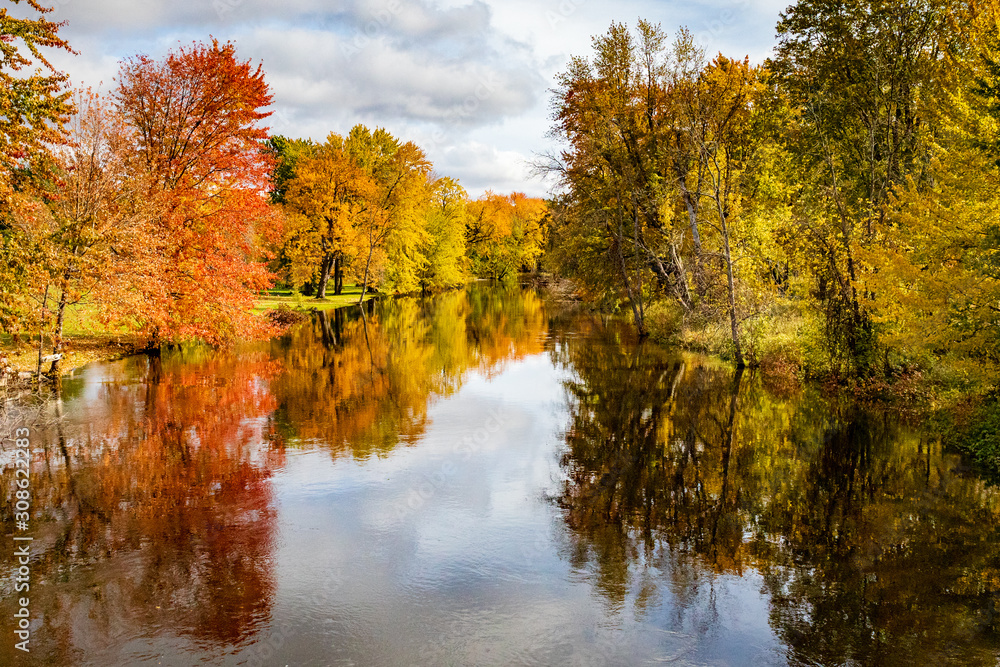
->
xmin=2 ymin=283 xmax=999 ymax=665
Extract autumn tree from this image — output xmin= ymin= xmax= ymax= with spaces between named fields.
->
xmin=0 ymin=0 xmax=74 ymax=333
xmin=548 ymin=22 xmax=662 ymax=334
xmin=549 ymin=22 xmax=786 ymax=360
xmin=854 ymin=4 xmax=1000 ymax=375
xmin=344 ymin=125 xmax=432 ymax=300
xmin=771 ymin=0 xmax=959 ymax=373
xmin=465 ymin=191 xmax=547 ymax=281
xmin=684 ymin=56 xmax=782 ymax=368
xmin=263 ymin=135 xmax=314 ymax=288
xmin=282 ymin=135 xmax=368 ymax=298
xmin=0 ymin=0 xmax=73 ymax=177
xmin=419 ymin=176 xmax=469 ymax=291
xmin=113 ymin=39 xmax=279 ymax=346
xmin=30 ymin=91 xmax=157 ymax=375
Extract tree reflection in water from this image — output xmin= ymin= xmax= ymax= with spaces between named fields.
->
xmin=0 ymin=352 xmax=283 ymax=664
xmin=0 ymin=283 xmax=549 ymax=664
xmin=270 ymin=284 xmax=547 ymax=459
xmin=2 ymin=287 xmax=999 ymax=665
xmin=554 ymin=320 xmax=1000 ymax=665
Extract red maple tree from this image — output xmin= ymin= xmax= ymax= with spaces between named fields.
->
xmin=113 ymin=39 xmax=280 ymax=345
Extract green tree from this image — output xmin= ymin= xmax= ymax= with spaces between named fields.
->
xmin=419 ymin=176 xmax=469 ymax=291
xmin=344 ymin=125 xmax=432 ymax=299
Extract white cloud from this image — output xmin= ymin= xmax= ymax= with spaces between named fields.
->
xmin=39 ymin=0 xmax=787 ymax=198
xmin=436 ymin=141 xmax=536 ymax=195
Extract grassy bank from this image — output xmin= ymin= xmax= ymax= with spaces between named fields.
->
xmin=1 ymin=297 xmax=145 ymax=379
xmin=253 ymin=284 xmax=376 ymax=313
xmin=640 ymin=296 xmax=1000 ymax=475
xmin=1 ymin=286 xmax=377 ymax=380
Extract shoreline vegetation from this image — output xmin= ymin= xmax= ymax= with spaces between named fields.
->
xmin=0 ymin=284 xmax=379 ymax=383
xmin=3 ymin=275 xmax=999 ymax=478
xmin=4 ymin=3 xmax=1000 ymax=475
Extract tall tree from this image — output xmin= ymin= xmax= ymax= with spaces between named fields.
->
xmin=282 ymin=134 xmax=368 ymax=298
xmin=419 ymin=176 xmax=469 ymax=291
xmin=344 ymin=125 xmax=432 ymax=301
xmin=550 ymin=21 xmax=785 ymax=359
xmin=686 ymin=56 xmax=776 ymax=368
xmin=856 ymin=6 xmax=1000 ymax=374
xmin=771 ymin=0 xmax=955 ymax=372
xmin=37 ymin=91 xmax=156 ymax=374
xmin=0 ymin=0 xmax=74 ymax=334
xmin=114 ymin=40 xmax=279 ymax=346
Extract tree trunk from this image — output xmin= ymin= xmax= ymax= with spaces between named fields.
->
xmin=49 ymin=282 xmax=69 ymax=377
xmin=680 ymin=181 xmax=706 ymax=298
xmin=719 ymin=213 xmax=745 ymax=368
xmin=316 ymin=253 xmax=334 ymax=299
xmin=36 ymin=285 xmax=49 ymax=385
xmin=333 ymin=255 xmax=344 ymax=295
xmin=611 ymin=212 xmax=646 ymax=337
xmin=359 ymin=246 xmax=375 ymax=306
xmin=632 ymin=197 xmax=645 ymax=333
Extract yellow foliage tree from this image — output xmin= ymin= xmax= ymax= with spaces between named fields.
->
xmin=282 ymin=134 xmax=368 ymax=298
xmin=465 ymin=192 xmax=548 ymax=280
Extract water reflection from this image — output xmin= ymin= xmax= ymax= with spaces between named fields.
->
xmin=1 ymin=353 xmax=283 ymax=664
xmin=554 ymin=321 xmax=1000 ymax=665
xmin=270 ymin=285 xmax=546 ymax=458
xmin=0 ymin=284 xmax=550 ymax=664
xmin=1 ymin=285 xmax=999 ymax=665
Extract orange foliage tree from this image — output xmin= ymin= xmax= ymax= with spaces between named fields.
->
xmin=113 ymin=40 xmax=280 ymax=346
xmin=29 ymin=91 xmax=158 ymax=374
xmin=465 ymin=192 xmax=548 ymax=281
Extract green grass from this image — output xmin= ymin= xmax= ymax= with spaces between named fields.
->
xmin=0 ymin=286 xmax=375 ymax=374
xmin=254 ymin=284 xmax=376 ymax=312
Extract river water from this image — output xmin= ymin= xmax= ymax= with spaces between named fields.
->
xmin=2 ymin=284 xmax=999 ymax=665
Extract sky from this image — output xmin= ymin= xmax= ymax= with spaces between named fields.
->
xmin=38 ymin=0 xmax=789 ymax=198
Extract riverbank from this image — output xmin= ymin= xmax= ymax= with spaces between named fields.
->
xmin=0 ymin=335 xmax=145 ymax=386
xmin=528 ymin=276 xmax=1000 ymax=476
xmin=7 ymin=278 xmax=998 ymax=478
xmin=0 ymin=286 xmax=379 ymax=386
xmin=253 ymin=284 xmax=377 ymax=313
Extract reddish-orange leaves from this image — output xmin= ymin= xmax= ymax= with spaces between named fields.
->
xmin=112 ymin=40 xmax=280 ymax=346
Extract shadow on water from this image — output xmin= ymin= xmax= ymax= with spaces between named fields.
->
xmin=552 ymin=319 xmax=1000 ymax=665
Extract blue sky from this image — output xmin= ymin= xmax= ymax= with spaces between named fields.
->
xmin=41 ymin=0 xmax=788 ymax=197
